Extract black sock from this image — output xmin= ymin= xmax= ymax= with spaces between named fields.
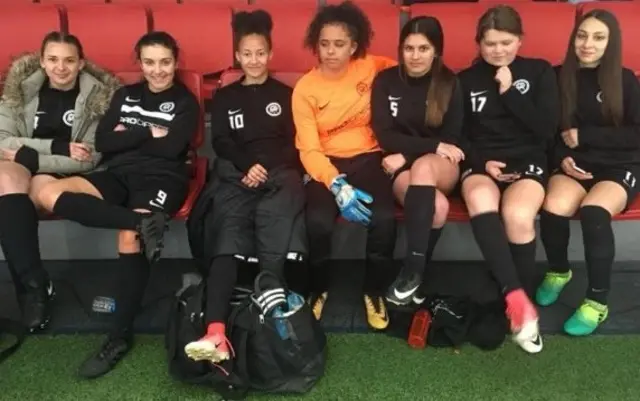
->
xmin=309 ymin=261 xmax=330 ymax=295
xmin=580 ymin=206 xmax=614 ymax=304
xmin=110 ymin=253 xmax=150 ymax=337
xmin=205 ymin=256 xmax=238 ymax=323
xmin=53 ymin=192 xmax=140 ymax=230
xmin=420 ymin=228 xmax=443 ymax=283
xmin=424 ymin=227 xmax=444 ymax=266
xmin=286 ymin=262 xmax=309 ymax=297
xmin=509 ymin=240 xmax=537 ymax=299
xmin=470 ymin=212 xmax=521 ymax=294
xmin=403 ymin=185 xmax=436 ymax=276
xmin=7 ymin=260 xmax=25 ymax=294
xmin=0 ymin=194 xmax=46 ymax=287
xmin=365 ymin=254 xmax=392 ymax=297
xmin=540 ymin=209 xmax=571 ymax=273
xmin=259 ymin=254 xmax=286 ymax=289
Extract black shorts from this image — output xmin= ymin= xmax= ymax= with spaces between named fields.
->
xmin=82 ymin=170 xmax=188 ymax=215
xmin=460 ymin=154 xmax=548 ymax=192
xmin=554 ymin=165 xmax=640 ymax=210
xmin=389 ymin=159 xmax=415 ymax=183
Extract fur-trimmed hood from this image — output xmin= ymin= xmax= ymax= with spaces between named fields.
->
xmin=1 ymin=53 xmax=121 ymax=120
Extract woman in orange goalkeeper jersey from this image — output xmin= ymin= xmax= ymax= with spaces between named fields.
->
xmin=292 ymin=0 xmax=397 ymax=330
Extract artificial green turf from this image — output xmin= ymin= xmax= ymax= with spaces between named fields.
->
xmin=1 ymin=334 xmax=638 ymax=401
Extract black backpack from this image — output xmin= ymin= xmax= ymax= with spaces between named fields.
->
xmin=166 ymin=272 xmax=327 ymax=400
xmin=165 ymin=277 xmax=248 ymax=400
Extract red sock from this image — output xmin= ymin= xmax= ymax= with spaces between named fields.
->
xmin=207 ymin=322 xmax=226 ymax=335
xmin=505 ymin=288 xmax=526 ymax=303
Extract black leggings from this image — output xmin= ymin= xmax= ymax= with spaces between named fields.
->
xmin=205 ymin=256 xmax=238 ymax=323
xmin=305 ymin=152 xmax=397 ymax=296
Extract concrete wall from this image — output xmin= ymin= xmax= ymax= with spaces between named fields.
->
xmin=5 ymin=218 xmax=637 ymax=262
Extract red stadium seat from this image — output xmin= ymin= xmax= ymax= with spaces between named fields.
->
xmin=251 ymin=0 xmax=317 ymax=4
xmin=38 ymin=0 xmax=106 ymax=3
xmin=270 ymin=71 xmax=304 ymax=88
xmin=150 ymin=4 xmax=234 ymax=98
xmin=234 ymin=4 xmax=317 ymax=72
xmin=509 ymin=2 xmax=576 ymax=65
xmin=409 ymin=3 xmax=483 ymax=71
xmin=410 ymin=3 xmax=576 ymax=70
xmin=581 ymin=2 xmax=640 ymax=75
xmin=616 ymin=196 xmax=640 ymax=221
xmin=181 ymin=0 xmax=247 ymax=3
xmin=398 ymin=195 xmax=640 ymax=223
xmin=65 ymin=4 xmax=149 ymax=72
xmin=175 ymin=155 xmax=208 ymax=220
xmin=109 ymin=0 xmax=177 ymax=3
xmin=327 ymin=0 xmax=400 ymax=4
xmin=0 ymin=5 xmax=62 ymax=73
xmin=114 ymin=70 xmax=207 ymax=220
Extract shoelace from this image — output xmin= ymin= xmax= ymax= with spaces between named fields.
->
xmin=579 ymin=301 xmax=607 ymax=323
xmin=545 ymin=272 xmax=571 ymax=287
xmin=211 ymin=336 xmax=236 ymax=376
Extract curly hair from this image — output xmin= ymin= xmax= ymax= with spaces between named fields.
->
xmin=303 ymin=1 xmax=373 ymax=59
xmin=232 ymin=9 xmax=273 ymax=51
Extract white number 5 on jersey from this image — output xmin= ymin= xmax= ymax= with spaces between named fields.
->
xmin=390 ymin=101 xmax=398 ymax=117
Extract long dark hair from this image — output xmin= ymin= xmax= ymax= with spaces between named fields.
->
xmin=559 ymin=9 xmax=623 ymax=130
xmin=399 ymin=16 xmax=455 ymax=128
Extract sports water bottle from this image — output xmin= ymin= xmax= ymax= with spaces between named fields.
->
xmin=272 ymin=306 xmax=290 ymax=340
xmin=286 ymin=292 xmax=304 ymax=312
xmin=408 ymin=309 xmax=432 ymax=349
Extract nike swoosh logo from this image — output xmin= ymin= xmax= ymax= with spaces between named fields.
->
xmin=470 ymin=90 xmax=488 ymax=96
xmin=388 ymin=96 xmax=401 ymax=101
xmin=228 ymin=109 xmax=241 ymax=115
xmin=530 ymin=334 xmax=542 ymax=346
xmin=125 ymin=96 xmax=140 ymax=102
xmin=46 ymin=281 xmax=54 ymax=297
xmin=394 ymin=285 xmax=419 ymax=300
xmin=318 ymin=103 xmax=329 ymax=110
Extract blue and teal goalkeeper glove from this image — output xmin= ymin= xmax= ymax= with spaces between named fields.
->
xmin=330 ymin=174 xmax=373 ymax=226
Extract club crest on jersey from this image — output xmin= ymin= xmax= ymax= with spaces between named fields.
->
xmin=596 ymin=91 xmax=603 ymax=103
xmin=356 ymin=82 xmax=370 ymax=95
xmin=62 ymin=110 xmax=75 ymax=127
xmin=159 ymin=102 xmax=175 ymax=113
xmin=265 ymin=102 xmax=282 ymax=117
xmin=512 ymin=79 xmax=530 ymax=94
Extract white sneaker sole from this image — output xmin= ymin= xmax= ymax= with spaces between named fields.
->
xmin=513 ymin=319 xmax=543 ymax=354
xmin=184 ymin=340 xmax=229 ymax=363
